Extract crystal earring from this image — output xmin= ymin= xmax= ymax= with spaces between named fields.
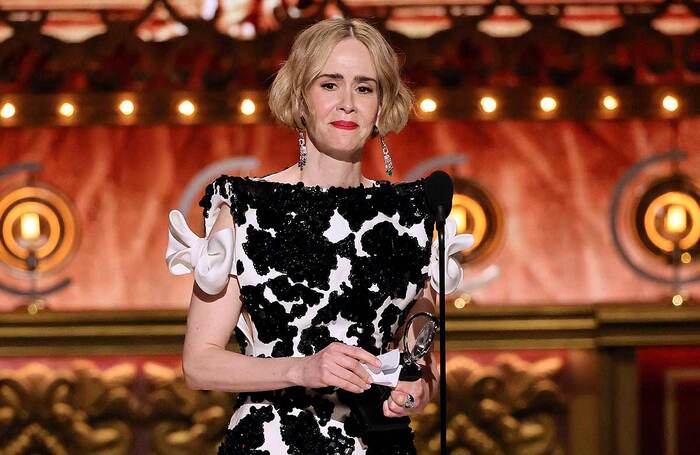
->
xmin=298 ymin=129 xmax=307 ymax=170
xmin=380 ymin=134 xmax=393 ymax=176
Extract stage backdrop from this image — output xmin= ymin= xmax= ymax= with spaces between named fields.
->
xmin=0 ymin=118 xmax=699 ymax=311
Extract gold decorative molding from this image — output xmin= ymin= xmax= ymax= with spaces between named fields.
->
xmin=411 ymin=354 xmax=565 ymax=454
xmin=0 ymin=310 xmax=186 ymax=356
xmin=4 ymin=303 xmax=693 ymax=454
xmin=0 ymin=355 xmax=565 ymax=455
xmin=0 ymin=360 xmax=238 ymax=455
xmin=142 ymin=362 xmax=236 ymax=455
xmin=0 ymin=361 xmax=137 ymax=454
xmin=1 ymin=304 xmax=700 ymax=356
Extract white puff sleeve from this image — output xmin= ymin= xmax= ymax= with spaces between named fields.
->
xmin=165 ymin=176 xmax=237 ymax=295
xmin=428 ymin=216 xmax=474 ymax=295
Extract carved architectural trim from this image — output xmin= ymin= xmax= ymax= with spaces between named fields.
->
xmin=0 ymin=355 xmax=566 ymax=455
xmin=1 ymin=304 xmax=699 ymax=356
xmin=3 ymin=0 xmax=700 ymax=94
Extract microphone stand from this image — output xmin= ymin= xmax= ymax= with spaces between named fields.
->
xmin=435 ymin=207 xmax=448 ymax=455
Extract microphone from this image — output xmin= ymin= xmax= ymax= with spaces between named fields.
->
xmin=423 ymin=169 xmax=454 ymax=455
xmin=425 ymin=170 xmax=453 ymax=225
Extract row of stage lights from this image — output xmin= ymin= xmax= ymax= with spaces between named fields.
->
xmin=0 ymin=91 xmax=686 ymax=122
xmin=0 ymin=98 xmax=259 ymax=119
xmin=417 ymin=94 xmax=681 ymax=114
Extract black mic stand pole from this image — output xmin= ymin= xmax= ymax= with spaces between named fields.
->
xmin=436 ymin=206 xmax=448 ymax=455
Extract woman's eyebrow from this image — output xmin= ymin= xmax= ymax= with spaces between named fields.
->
xmin=317 ymin=73 xmax=377 ymax=84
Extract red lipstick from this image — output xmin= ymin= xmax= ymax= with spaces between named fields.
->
xmin=331 ymin=121 xmax=358 ymax=130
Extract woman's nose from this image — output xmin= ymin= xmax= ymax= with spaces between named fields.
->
xmin=338 ymin=89 xmax=355 ymax=113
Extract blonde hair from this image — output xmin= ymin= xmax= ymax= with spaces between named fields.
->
xmin=268 ymin=18 xmax=414 ymax=136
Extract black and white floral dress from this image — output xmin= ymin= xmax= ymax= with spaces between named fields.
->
xmin=198 ymin=174 xmax=436 ymax=455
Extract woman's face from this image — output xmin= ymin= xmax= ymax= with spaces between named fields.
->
xmin=305 ymin=38 xmax=380 ymax=161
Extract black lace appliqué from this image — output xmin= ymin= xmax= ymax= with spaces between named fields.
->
xmin=217 ymin=406 xmax=274 ymax=455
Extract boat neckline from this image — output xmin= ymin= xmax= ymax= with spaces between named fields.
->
xmin=235 ymin=175 xmax=421 ymax=192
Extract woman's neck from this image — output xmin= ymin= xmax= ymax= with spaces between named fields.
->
xmin=296 ymin=146 xmax=368 ymax=188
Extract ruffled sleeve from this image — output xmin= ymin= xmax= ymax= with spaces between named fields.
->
xmin=428 ymin=216 xmax=474 ymax=295
xmin=164 ymin=175 xmax=237 ymax=295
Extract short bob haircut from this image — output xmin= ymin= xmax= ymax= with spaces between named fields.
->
xmin=268 ymin=18 xmax=414 ymax=137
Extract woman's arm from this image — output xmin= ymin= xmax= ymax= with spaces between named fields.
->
xmin=182 ymin=205 xmax=300 ymax=392
xmin=183 ymin=278 xmax=305 ymax=391
xmin=181 ymin=204 xmax=381 ymax=393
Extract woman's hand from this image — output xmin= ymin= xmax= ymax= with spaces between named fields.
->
xmin=294 ymin=342 xmax=382 ymax=394
xmin=383 ymin=376 xmax=431 ymax=417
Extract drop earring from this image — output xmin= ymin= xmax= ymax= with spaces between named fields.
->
xmin=380 ymin=134 xmax=393 ymax=176
xmin=298 ymin=129 xmax=307 ymax=170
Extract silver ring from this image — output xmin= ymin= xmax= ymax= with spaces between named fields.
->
xmin=403 ymin=393 xmax=415 ymax=409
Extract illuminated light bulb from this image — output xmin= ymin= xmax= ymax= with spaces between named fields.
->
xmin=662 ymin=95 xmax=679 ymax=112
xmin=539 ymin=96 xmax=557 ymax=112
xmin=602 ymin=95 xmax=619 ymax=111
xmin=178 ymin=100 xmax=196 ymax=117
xmin=419 ymin=98 xmax=437 ymax=113
xmin=672 ymin=294 xmax=684 ymax=306
xmin=59 ymin=102 xmax=75 ymax=117
xmin=480 ymin=96 xmax=497 ymax=113
xmin=451 ymin=206 xmax=468 ymax=233
xmin=454 ymin=294 xmax=472 ymax=309
xmin=240 ymin=21 xmax=256 ymax=40
xmin=118 ymin=99 xmax=135 ymax=116
xmin=665 ymin=205 xmax=687 ymax=234
xmin=681 ymin=252 xmax=692 ymax=264
xmin=1 ymin=102 xmax=16 ymax=119
xmin=20 ymin=212 xmax=40 ymax=241
xmin=240 ymin=98 xmax=256 ymax=116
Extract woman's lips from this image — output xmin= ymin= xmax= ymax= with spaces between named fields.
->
xmin=331 ymin=121 xmax=358 ymax=130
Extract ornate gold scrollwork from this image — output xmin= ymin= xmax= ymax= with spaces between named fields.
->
xmin=0 ymin=355 xmax=563 ymax=454
xmin=411 ymin=354 xmax=565 ymax=454
xmin=142 ymin=362 xmax=236 ymax=455
xmin=0 ymin=361 xmax=136 ymax=455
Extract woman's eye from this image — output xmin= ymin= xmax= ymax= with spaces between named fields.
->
xmin=320 ymin=82 xmax=373 ymax=93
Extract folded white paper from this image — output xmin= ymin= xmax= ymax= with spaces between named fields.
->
xmin=362 ymin=349 xmax=402 ymax=387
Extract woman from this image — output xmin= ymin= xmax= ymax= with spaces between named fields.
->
xmin=166 ymin=17 xmax=467 ymax=454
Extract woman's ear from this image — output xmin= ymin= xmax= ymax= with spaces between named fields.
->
xmin=372 ymin=105 xmax=382 ymax=137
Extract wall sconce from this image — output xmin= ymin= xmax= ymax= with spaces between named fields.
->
xmin=405 ymin=156 xmax=503 ymax=307
xmin=445 ymin=177 xmax=503 ymax=306
xmin=636 ymin=173 xmax=699 ymax=302
xmin=450 ymin=177 xmax=502 ymax=263
xmin=611 ymin=151 xmax=699 ymax=305
xmin=0 ymin=162 xmax=81 ymax=313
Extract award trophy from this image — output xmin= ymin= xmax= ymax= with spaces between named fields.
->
xmin=397 ymin=311 xmax=439 ymax=381
xmin=341 ymin=312 xmax=439 ymax=436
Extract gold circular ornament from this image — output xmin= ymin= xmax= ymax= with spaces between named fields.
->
xmin=642 ymin=192 xmax=699 ymax=252
xmin=634 ymin=174 xmax=700 ymax=264
xmin=0 ymin=183 xmax=80 ymax=275
xmin=447 ymin=178 xmax=502 ymax=264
